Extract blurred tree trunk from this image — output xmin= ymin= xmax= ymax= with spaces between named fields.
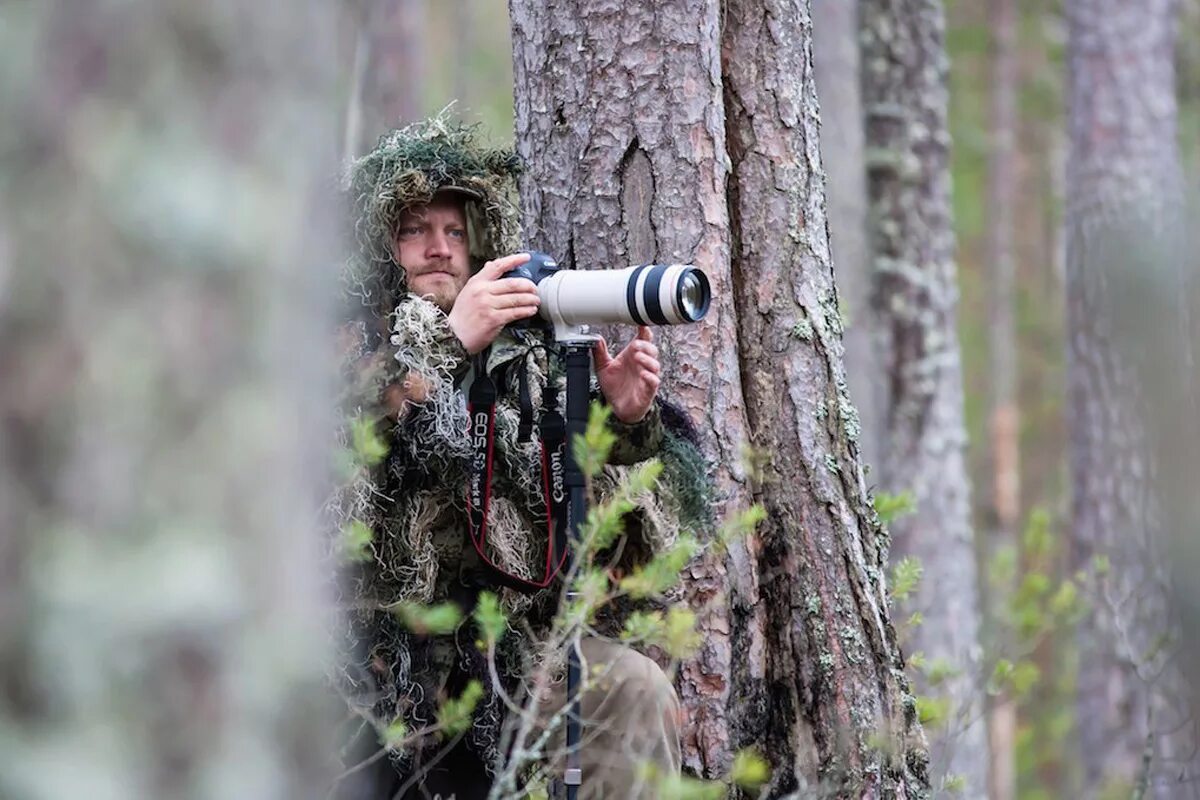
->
xmin=452 ymin=0 xmax=473 ymax=111
xmin=860 ymin=0 xmax=987 ymax=795
xmin=812 ymin=0 xmax=880 ymax=472
xmin=0 ymin=2 xmax=339 ymax=799
xmin=984 ymin=0 xmax=1019 ymax=796
xmin=348 ymin=0 xmax=427 ymax=158
xmin=510 ymin=0 xmax=930 ymax=794
xmin=1065 ymin=1 xmax=1200 ymax=796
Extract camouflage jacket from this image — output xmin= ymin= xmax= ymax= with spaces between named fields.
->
xmin=335 ymin=293 xmax=692 ymax=774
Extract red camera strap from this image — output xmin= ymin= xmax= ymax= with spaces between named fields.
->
xmin=465 ymin=360 xmax=569 ymax=594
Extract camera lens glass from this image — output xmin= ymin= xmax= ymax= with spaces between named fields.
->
xmin=679 ymin=270 xmax=709 ymax=321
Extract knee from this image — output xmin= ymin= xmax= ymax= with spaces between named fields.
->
xmin=580 ymin=639 xmax=679 ymax=716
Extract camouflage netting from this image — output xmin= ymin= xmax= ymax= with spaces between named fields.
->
xmin=327 ymin=114 xmax=715 ymax=786
xmin=341 ymin=114 xmax=523 ymax=323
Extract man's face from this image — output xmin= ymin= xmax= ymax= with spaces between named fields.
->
xmin=392 ymin=197 xmax=471 ymax=312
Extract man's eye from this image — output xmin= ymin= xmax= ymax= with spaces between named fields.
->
xmin=398 ymin=225 xmax=423 ymax=238
xmin=448 ymin=228 xmax=466 ymax=240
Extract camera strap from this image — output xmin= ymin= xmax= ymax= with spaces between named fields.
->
xmin=465 ymin=349 xmax=569 ymax=594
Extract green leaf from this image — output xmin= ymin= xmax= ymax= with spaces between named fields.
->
xmin=562 ymin=568 xmax=610 ymax=625
xmin=731 ymin=748 xmax=770 ymax=790
xmin=350 ymin=416 xmax=388 ymax=466
xmin=942 ymin=773 xmax=967 ymax=793
xmin=337 ymin=519 xmax=375 ymax=563
xmin=474 ymin=591 xmax=507 ymax=646
xmin=874 ymin=491 xmax=916 ymax=524
xmin=572 ymin=402 xmax=617 ymax=479
xmin=621 ymin=610 xmax=666 ymax=643
xmin=1049 ymin=579 xmax=1079 ymax=617
xmin=638 ymin=765 xmax=726 ymax=800
xmin=619 ymin=535 xmax=702 ymax=599
xmin=623 ymin=458 xmax=664 ymax=496
xmin=380 ymin=718 xmax=409 ymax=750
xmin=988 ymin=659 xmax=1014 ymax=694
xmin=393 ymin=601 xmax=462 ymax=635
xmin=1009 ymin=660 xmax=1041 ymax=697
xmin=924 ymin=657 xmax=960 ymax=687
xmin=663 ymin=606 xmax=702 ymax=660
xmin=1022 ymin=508 xmax=1055 ymax=561
xmin=915 ymin=694 xmax=951 ymax=727
xmin=716 ymin=504 xmax=766 ymax=549
xmin=437 ymin=680 xmax=484 ymax=739
xmin=583 ymin=495 xmax=636 ymax=553
xmin=889 ymin=556 xmax=923 ymax=602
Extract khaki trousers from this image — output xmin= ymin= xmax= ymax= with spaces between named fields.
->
xmin=539 ymin=638 xmax=682 ymax=800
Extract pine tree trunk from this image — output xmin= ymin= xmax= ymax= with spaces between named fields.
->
xmin=1065 ymin=1 xmax=1199 ymax=795
xmin=510 ymin=0 xmax=930 ymax=794
xmin=0 ymin=1 xmax=339 ymax=797
xmin=812 ymin=0 xmax=880 ymax=472
xmin=356 ymin=0 xmax=427 ymax=155
xmin=860 ymin=0 xmax=987 ymax=794
xmin=984 ymin=0 xmax=1019 ymax=796
xmin=509 ymin=0 xmax=746 ymax=777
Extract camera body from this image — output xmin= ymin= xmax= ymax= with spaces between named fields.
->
xmin=503 ymin=251 xmax=711 ymax=342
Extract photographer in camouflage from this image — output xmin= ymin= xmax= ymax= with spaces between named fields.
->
xmin=331 ymin=118 xmax=710 ymax=799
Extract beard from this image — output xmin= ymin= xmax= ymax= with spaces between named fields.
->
xmin=408 ymin=271 xmax=461 ymax=313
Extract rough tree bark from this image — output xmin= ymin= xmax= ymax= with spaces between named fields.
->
xmin=0 ymin=2 xmax=339 ymax=798
xmin=984 ymin=0 xmax=1019 ymax=796
xmin=509 ymin=0 xmax=929 ymax=794
xmin=1065 ymin=1 xmax=1200 ymax=796
xmin=812 ymin=0 xmax=881 ymax=472
xmin=860 ymin=0 xmax=987 ymax=794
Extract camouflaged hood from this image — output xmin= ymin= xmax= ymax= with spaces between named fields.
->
xmin=342 ymin=115 xmax=523 ymax=319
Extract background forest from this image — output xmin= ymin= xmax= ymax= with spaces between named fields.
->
xmin=2 ymin=0 xmax=1199 ymax=799
xmin=346 ymin=1 xmax=1200 ymax=792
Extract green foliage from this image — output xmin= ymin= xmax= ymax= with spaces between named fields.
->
xmin=583 ymin=458 xmax=662 ymax=552
xmin=620 ymin=606 xmax=700 ymax=660
xmin=923 ymin=657 xmax=960 ymax=687
xmin=716 ymin=504 xmax=766 ymax=550
xmin=915 ymin=694 xmax=952 ymax=728
xmin=473 ymin=591 xmax=506 ymax=646
xmin=350 ymin=416 xmax=387 ymax=466
xmin=381 ymin=719 xmax=409 ymax=751
xmin=730 ymin=749 xmax=770 ymax=790
xmin=562 ymin=568 xmax=610 ymax=625
xmin=874 ymin=491 xmax=916 ymax=524
xmin=942 ymin=774 xmax=967 ymax=794
xmin=619 ymin=535 xmax=702 ymax=599
xmin=337 ymin=519 xmax=374 ymax=563
xmin=638 ymin=765 xmax=726 ymax=800
xmin=889 ymin=556 xmax=923 ymax=602
xmin=393 ymin=601 xmax=462 ymax=635
xmin=662 ymin=606 xmax=701 ymax=660
xmin=572 ymin=402 xmax=616 ymax=479
xmin=438 ymin=680 xmax=484 ymax=739
xmin=584 ymin=494 xmax=637 ymax=553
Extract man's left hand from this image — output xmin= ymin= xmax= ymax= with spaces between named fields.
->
xmin=594 ymin=326 xmax=661 ymax=424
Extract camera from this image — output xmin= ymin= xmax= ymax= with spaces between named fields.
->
xmin=505 ymin=251 xmax=711 ymax=340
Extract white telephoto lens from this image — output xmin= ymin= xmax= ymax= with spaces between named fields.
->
xmin=538 ymin=264 xmax=711 ymax=329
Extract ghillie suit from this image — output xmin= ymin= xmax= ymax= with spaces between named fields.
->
xmin=328 ymin=116 xmax=712 ymax=791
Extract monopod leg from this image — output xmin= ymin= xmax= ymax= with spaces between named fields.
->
xmin=562 ymin=343 xmax=591 ymax=800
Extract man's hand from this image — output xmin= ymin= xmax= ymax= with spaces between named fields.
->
xmin=594 ymin=326 xmax=661 ymax=424
xmin=446 ymin=253 xmax=541 ymax=354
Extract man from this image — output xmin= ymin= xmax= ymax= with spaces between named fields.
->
xmin=332 ymin=118 xmax=707 ymax=799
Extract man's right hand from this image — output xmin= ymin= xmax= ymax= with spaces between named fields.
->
xmin=446 ymin=253 xmax=541 ymax=354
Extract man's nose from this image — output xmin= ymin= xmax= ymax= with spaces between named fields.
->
xmin=426 ymin=230 xmax=452 ymax=258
